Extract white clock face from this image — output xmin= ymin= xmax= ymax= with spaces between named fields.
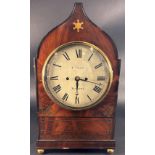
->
xmin=42 ymin=42 xmax=113 ymax=110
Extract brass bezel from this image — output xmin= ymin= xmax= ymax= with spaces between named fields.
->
xmin=42 ymin=41 xmax=113 ymax=111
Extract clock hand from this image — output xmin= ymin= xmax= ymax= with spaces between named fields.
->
xmin=75 ymin=76 xmax=80 ymax=95
xmin=79 ymin=78 xmax=102 ymax=86
xmin=76 ymin=80 xmax=79 ymax=95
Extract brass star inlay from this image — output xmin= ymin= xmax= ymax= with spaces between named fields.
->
xmin=73 ymin=19 xmax=84 ymax=32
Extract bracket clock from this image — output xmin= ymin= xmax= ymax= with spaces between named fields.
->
xmin=34 ymin=3 xmax=121 ymax=154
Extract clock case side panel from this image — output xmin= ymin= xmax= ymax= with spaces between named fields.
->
xmin=36 ymin=3 xmax=120 ymax=118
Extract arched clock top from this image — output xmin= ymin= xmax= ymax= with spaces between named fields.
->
xmin=37 ymin=3 xmax=118 ymax=63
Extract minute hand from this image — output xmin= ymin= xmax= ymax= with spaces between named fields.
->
xmin=79 ymin=78 xmax=102 ymax=86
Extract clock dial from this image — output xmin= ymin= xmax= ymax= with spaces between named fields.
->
xmin=42 ymin=42 xmax=113 ymax=110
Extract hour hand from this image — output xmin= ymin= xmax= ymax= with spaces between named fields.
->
xmin=75 ymin=76 xmax=80 ymax=95
xmin=76 ymin=80 xmax=79 ymax=95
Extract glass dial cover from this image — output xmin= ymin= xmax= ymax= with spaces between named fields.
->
xmin=42 ymin=42 xmax=113 ymax=110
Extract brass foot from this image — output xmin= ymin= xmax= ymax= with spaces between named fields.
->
xmin=107 ymin=149 xmax=114 ymax=154
xmin=37 ymin=149 xmax=44 ymax=154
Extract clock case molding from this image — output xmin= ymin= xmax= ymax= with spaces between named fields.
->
xmin=34 ymin=3 xmax=121 ymax=150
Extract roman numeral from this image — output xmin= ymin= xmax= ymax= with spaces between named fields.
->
xmin=76 ymin=49 xmax=82 ymax=58
xmin=63 ymin=52 xmax=70 ymax=60
xmin=53 ymin=85 xmax=61 ymax=93
xmin=95 ymin=63 xmax=103 ymax=69
xmin=53 ymin=64 xmax=61 ymax=67
xmin=62 ymin=93 xmax=69 ymax=101
xmin=97 ymin=76 xmax=106 ymax=81
xmin=50 ymin=76 xmax=58 ymax=80
xmin=93 ymin=85 xmax=102 ymax=93
xmin=88 ymin=53 xmax=93 ymax=61
xmin=87 ymin=95 xmax=92 ymax=101
xmin=75 ymin=96 xmax=79 ymax=104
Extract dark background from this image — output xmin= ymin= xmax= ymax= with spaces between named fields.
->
xmin=30 ymin=0 xmax=125 ymax=154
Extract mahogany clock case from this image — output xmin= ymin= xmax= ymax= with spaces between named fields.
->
xmin=30 ymin=0 xmax=125 ymax=154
